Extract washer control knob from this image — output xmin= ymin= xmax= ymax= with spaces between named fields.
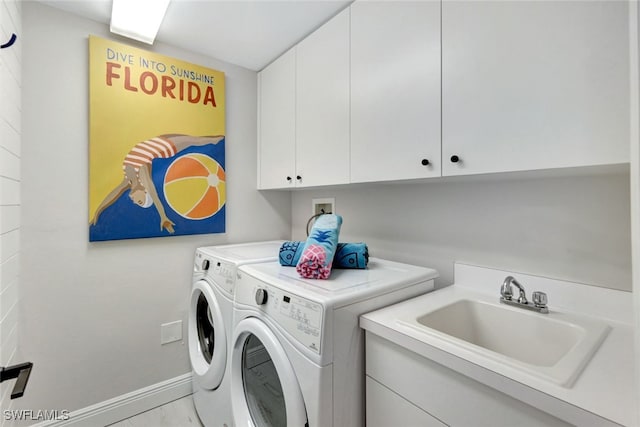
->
xmin=255 ymin=288 xmax=268 ymax=305
xmin=202 ymin=259 xmax=210 ymax=271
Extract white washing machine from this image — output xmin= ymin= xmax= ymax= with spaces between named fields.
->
xmin=230 ymin=258 xmax=438 ymax=427
xmin=190 ymin=241 xmax=284 ymax=427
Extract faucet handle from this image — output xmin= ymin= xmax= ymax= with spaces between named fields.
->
xmin=532 ymin=291 xmax=548 ymax=308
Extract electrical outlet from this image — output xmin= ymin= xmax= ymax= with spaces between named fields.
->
xmin=161 ymin=320 xmax=182 ymax=345
xmin=312 ymin=198 xmax=335 ymax=216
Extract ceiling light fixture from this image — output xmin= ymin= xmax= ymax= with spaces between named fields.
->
xmin=110 ymin=0 xmax=170 ymax=45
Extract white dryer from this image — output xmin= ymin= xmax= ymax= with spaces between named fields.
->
xmin=230 ymin=258 xmax=438 ymax=427
xmin=190 ymin=241 xmax=284 ymax=427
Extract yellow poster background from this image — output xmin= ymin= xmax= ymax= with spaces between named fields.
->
xmin=88 ymin=35 xmax=225 ymax=222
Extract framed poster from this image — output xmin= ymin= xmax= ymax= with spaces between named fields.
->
xmin=88 ymin=36 xmax=225 ymax=241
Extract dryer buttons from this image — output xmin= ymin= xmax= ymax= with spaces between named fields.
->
xmin=201 ymin=259 xmax=210 ymax=271
xmin=255 ymin=288 xmax=268 ymax=305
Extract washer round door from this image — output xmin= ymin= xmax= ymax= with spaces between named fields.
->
xmin=231 ymin=317 xmax=308 ymax=427
xmin=188 ymin=280 xmax=227 ymax=390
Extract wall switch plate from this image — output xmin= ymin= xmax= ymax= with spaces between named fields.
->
xmin=312 ymin=198 xmax=335 ymax=216
xmin=160 ymin=320 xmax=182 ymax=345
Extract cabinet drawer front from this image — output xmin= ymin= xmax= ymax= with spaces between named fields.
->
xmin=366 ymin=376 xmax=446 ymax=427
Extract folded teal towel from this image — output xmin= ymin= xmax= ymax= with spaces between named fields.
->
xmin=295 ymin=214 xmax=342 ymax=279
xmin=280 ymin=241 xmax=369 ymax=269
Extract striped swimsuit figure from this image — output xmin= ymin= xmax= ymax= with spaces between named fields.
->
xmin=123 ymin=137 xmax=178 ymax=171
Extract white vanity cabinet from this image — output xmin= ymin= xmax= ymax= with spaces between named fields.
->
xmin=441 ymin=0 xmax=630 ymax=176
xmin=350 ymin=1 xmax=441 ymax=183
xmin=258 ymin=8 xmax=350 ymax=189
xmin=361 ymin=263 xmax=634 ymax=427
xmin=365 ymin=333 xmax=574 ymax=427
xmin=257 ymin=48 xmax=296 ymax=189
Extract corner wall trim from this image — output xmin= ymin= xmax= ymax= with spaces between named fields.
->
xmin=32 ymin=373 xmax=192 ymax=427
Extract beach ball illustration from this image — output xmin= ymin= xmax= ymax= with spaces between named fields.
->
xmin=163 ymin=154 xmax=226 ymax=220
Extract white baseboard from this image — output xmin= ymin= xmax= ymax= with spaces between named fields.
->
xmin=31 ymin=373 xmax=192 ymax=427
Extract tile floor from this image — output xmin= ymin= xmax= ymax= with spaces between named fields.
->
xmin=108 ymin=396 xmax=204 ymax=427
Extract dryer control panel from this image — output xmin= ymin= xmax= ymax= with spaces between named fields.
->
xmin=236 ymin=274 xmax=324 ymax=355
xmin=194 ymin=250 xmax=237 ymax=295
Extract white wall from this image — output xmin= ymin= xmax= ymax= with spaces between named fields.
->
xmin=0 ymin=0 xmax=21 ymax=423
xmin=293 ymin=169 xmax=632 ymax=291
xmin=18 ymin=2 xmax=290 ymax=414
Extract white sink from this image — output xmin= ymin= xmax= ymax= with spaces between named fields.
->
xmin=399 ymin=297 xmax=610 ymax=387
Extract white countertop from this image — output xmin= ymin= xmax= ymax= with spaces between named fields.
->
xmin=360 ymin=263 xmax=636 ymax=426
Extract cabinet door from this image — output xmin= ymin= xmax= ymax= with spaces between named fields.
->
xmin=258 ymin=49 xmax=296 ymax=189
xmin=296 ymin=7 xmax=350 ymax=187
xmin=366 ymin=377 xmax=446 ymax=427
xmin=442 ymin=1 xmax=629 ymax=176
xmin=350 ymin=1 xmax=441 ymax=183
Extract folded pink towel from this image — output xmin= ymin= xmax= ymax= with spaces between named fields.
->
xmin=297 ymin=244 xmax=331 ymax=279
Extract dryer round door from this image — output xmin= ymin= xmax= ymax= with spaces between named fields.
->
xmin=231 ymin=317 xmax=308 ymax=427
xmin=188 ymin=280 xmax=227 ymax=390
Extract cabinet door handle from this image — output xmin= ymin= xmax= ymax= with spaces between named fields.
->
xmin=421 ymin=159 xmax=430 ymax=166
xmin=286 ymin=176 xmax=292 ymax=182
xmin=296 ymin=175 xmax=302 ymax=181
xmin=450 ymin=155 xmax=460 ymax=163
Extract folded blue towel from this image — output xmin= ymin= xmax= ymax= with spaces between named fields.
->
xmin=296 ymin=214 xmax=342 ymax=279
xmin=280 ymin=241 xmax=369 ymax=269
xmin=334 ymin=242 xmax=369 ymax=268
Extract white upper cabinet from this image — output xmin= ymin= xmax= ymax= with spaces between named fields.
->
xmin=259 ymin=0 xmax=630 ymax=189
xmin=296 ymin=7 xmax=350 ymax=187
xmin=350 ymin=0 xmax=441 ymax=183
xmin=442 ymin=0 xmax=630 ymax=176
xmin=258 ymin=48 xmax=296 ymax=189
xmin=258 ymin=9 xmax=350 ymax=189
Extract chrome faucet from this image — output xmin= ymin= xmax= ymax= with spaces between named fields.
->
xmin=500 ymin=276 xmax=527 ymax=304
xmin=500 ymin=276 xmax=549 ymax=314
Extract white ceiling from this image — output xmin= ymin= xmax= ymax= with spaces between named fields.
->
xmin=37 ymin=0 xmax=353 ymax=71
